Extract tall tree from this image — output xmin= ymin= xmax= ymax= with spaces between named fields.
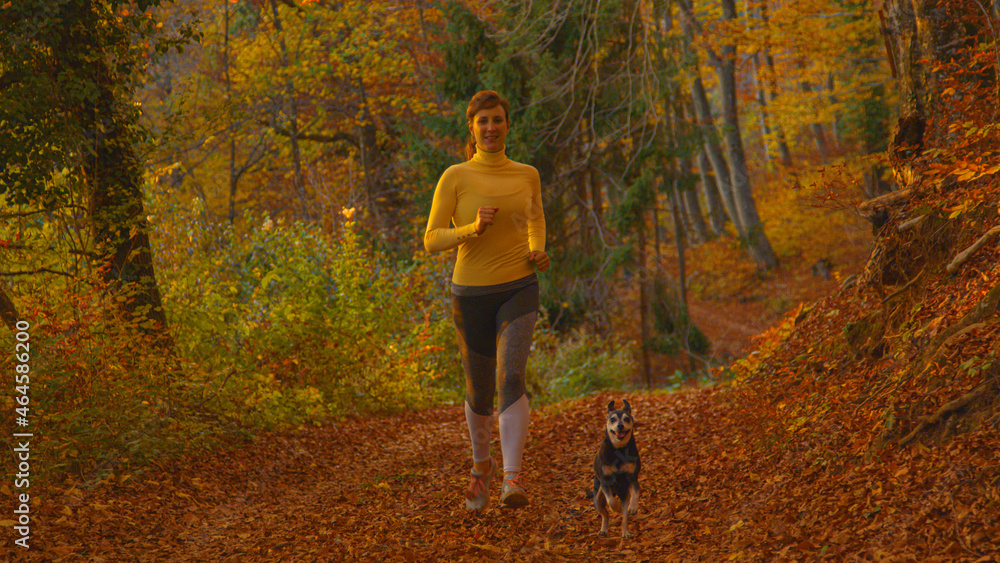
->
xmin=745 ymin=1 xmax=793 ymax=167
xmin=881 ymin=0 xmax=983 ymax=184
xmin=0 ymin=0 xmax=189 ymax=335
xmin=678 ymin=0 xmax=779 ymax=270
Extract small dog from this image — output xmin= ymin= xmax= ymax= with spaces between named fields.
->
xmin=593 ymin=399 xmax=641 ymax=538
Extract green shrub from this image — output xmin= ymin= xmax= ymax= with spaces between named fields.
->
xmin=157 ymin=208 xmax=461 ymax=425
xmin=527 ymin=323 xmax=635 ymax=404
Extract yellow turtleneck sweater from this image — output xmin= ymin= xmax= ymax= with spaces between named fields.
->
xmin=424 ymin=147 xmax=546 ymax=286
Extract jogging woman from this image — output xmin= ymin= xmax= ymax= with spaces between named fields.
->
xmin=424 ymin=90 xmax=548 ymax=510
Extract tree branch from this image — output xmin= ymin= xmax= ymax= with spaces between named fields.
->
xmin=270 ymin=124 xmax=359 ymax=147
xmin=946 ymin=225 xmax=1000 ymax=275
xmin=0 ymin=205 xmax=88 ymax=219
xmin=0 ymin=268 xmax=76 ymax=278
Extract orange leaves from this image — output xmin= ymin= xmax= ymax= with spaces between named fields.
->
xmin=11 ymin=386 xmax=1000 ymax=561
xmin=952 ymin=161 xmax=1000 ymax=183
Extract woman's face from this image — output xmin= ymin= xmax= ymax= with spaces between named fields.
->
xmin=469 ymin=105 xmax=509 ymax=152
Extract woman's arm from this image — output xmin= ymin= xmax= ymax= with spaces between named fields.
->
xmin=423 ymin=169 xmax=480 ymax=253
xmin=526 ymin=168 xmax=546 ymax=254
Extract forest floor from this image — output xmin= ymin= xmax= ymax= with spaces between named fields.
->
xmin=6 ymin=385 xmax=998 ymax=562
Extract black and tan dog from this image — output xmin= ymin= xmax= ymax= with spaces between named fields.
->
xmin=593 ymin=399 xmax=641 ymax=538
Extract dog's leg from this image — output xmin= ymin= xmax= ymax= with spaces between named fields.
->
xmin=627 ymin=482 xmax=640 ymax=516
xmin=620 ymin=485 xmax=639 ymax=539
xmin=621 ymin=496 xmax=632 ymax=539
xmin=594 ymin=489 xmax=610 ymax=536
xmin=621 ymin=486 xmax=633 ymax=539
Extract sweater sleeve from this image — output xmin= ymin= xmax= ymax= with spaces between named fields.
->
xmin=423 ymin=168 xmax=480 ymax=254
xmin=527 ymin=167 xmax=546 ymax=252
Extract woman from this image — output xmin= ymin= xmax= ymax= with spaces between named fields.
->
xmin=424 ymin=90 xmax=549 ymax=510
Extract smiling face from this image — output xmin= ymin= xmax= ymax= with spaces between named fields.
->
xmin=469 ymin=105 xmax=510 ymax=153
xmin=606 ymin=410 xmax=634 ymax=448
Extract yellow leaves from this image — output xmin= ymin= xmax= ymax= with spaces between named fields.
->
xmin=944 ymin=200 xmax=972 ymax=220
xmin=951 ymin=162 xmax=1000 ymax=183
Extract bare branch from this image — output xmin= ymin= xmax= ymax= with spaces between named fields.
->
xmin=0 ymin=268 xmax=76 ymax=278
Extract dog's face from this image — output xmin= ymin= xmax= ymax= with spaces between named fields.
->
xmin=605 ymin=400 xmax=634 ymax=448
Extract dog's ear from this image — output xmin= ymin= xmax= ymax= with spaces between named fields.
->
xmin=622 ymin=399 xmax=631 ymax=414
xmin=607 ymin=400 xmax=616 ymax=412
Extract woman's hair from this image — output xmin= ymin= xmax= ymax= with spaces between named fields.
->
xmin=465 ymin=90 xmax=510 ymax=160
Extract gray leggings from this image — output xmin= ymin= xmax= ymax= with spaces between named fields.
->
xmin=452 ymin=276 xmax=539 ymax=416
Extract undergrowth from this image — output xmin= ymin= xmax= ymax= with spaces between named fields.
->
xmin=0 ymin=199 xmax=635 ymax=484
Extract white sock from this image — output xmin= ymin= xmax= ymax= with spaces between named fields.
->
xmin=499 ymin=394 xmax=530 ymax=475
xmin=464 ymin=401 xmax=493 ymax=464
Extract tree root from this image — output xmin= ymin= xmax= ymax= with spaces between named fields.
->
xmin=897 ymin=214 xmax=927 ymax=232
xmin=880 ymin=267 xmax=925 ymax=306
xmin=857 ymin=187 xmax=915 ymax=221
xmin=946 ymin=225 xmax=1000 ymax=275
xmin=920 ymin=280 xmax=1000 ymax=367
xmin=898 ymin=381 xmax=998 ymax=447
xmin=893 ymin=280 xmax=1000 ymax=447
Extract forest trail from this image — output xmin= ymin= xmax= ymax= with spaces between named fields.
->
xmin=9 ymin=387 xmax=1000 ymax=562
xmin=9 ymin=392 xmax=739 ymax=562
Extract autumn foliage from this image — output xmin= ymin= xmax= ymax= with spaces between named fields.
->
xmin=3 ymin=0 xmax=1000 ymax=560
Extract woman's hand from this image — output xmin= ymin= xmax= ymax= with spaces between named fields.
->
xmin=474 ymin=206 xmax=500 ymax=235
xmin=529 ymin=250 xmax=550 ymax=272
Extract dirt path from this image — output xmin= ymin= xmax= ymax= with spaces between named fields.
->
xmin=7 ymin=388 xmax=999 ymax=562
xmin=8 ymin=391 xmax=752 ymax=562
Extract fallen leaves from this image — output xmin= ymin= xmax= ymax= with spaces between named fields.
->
xmin=1 ymin=384 xmax=997 ymax=562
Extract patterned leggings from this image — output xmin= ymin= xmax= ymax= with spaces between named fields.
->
xmin=452 ymin=275 xmax=538 ymax=416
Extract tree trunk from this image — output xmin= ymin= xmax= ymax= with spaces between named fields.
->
xmin=758 ymin=1 xmax=794 ymax=166
xmin=85 ymin=62 xmax=169 ymax=336
xmin=269 ymin=0 xmax=308 ymax=220
xmin=826 ymin=73 xmax=843 ymax=150
xmin=678 ymin=157 xmax=710 ymax=242
xmin=751 ymin=52 xmax=774 ymax=166
xmin=679 ymin=9 xmax=742 ymax=233
xmin=637 ymin=217 xmax=652 ymax=389
xmin=356 ymin=78 xmax=386 ymax=228
xmin=696 ymin=148 xmax=727 ymax=234
xmin=715 ymin=0 xmax=779 ymax=270
xmin=882 ymin=0 xmax=978 ymax=116
xmin=798 ymin=64 xmax=832 ymax=161
xmin=0 ymin=288 xmax=18 ymax=331
xmin=577 ymin=168 xmax=591 ymax=253
xmin=225 ymin=0 xmax=239 ymax=224
xmin=63 ymin=0 xmax=168 ymax=339
xmin=590 ymin=167 xmax=604 ymax=236
xmin=689 ymin=78 xmax=741 ymax=233
xmin=669 ymin=181 xmax=688 ymax=311
xmin=882 ymin=0 xmax=979 ymax=184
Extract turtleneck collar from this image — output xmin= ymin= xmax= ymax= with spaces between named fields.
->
xmin=471 ymin=145 xmax=510 ymax=167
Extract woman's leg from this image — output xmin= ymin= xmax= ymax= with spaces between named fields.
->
xmin=497 ymin=311 xmax=535 ymax=475
xmin=495 ymin=282 xmax=538 ymax=507
xmin=453 ymin=294 xmax=499 ymax=472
